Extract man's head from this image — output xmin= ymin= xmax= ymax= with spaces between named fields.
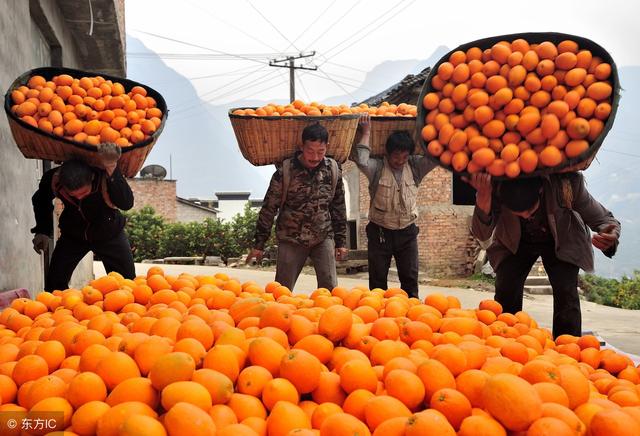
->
xmin=500 ymin=177 xmax=543 ymax=218
xmin=385 ymin=131 xmax=414 ymax=170
xmin=299 ymin=123 xmax=329 ymax=169
xmin=59 ymin=160 xmax=94 ymax=200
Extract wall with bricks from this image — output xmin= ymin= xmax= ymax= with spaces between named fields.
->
xmin=351 ymin=159 xmax=479 ymax=277
xmin=128 ymin=178 xmax=177 ymax=222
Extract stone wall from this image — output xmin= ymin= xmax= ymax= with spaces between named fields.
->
xmin=0 ymin=1 xmax=81 ymax=295
xmin=128 ymin=178 xmax=177 ymax=222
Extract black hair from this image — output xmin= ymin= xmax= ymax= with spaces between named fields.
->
xmin=385 ymin=130 xmax=415 ymax=155
xmin=499 ymin=177 xmax=543 ymax=212
xmin=59 ymin=160 xmax=94 ymax=191
xmin=302 ymin=122 xmax=329 ymax=144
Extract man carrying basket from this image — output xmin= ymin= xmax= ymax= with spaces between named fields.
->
xmin=31 ymin=143 xmax=136 ymax=291
xmin=467 ymin=173 xmax=620 ymax=338
xmin=350 ymin=113 xmax=437 ymax=298
xmin=246 ymin=123 xmax=348 ymax=291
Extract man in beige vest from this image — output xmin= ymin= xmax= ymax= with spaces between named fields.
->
xmin=350 ymin=113 xmax=437 ymax=297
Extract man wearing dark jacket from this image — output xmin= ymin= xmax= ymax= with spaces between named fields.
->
xmin=32 ymin=143 xmax=135 ymax=291
xmin=467 ymin=172 xmax=620 ymax=337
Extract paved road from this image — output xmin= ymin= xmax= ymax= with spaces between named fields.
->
xmin=94 ymin=262 xmax=640 ymax=358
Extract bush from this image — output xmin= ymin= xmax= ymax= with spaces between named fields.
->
xmin=580 ymin=271 xmax=640 ymax=310
xmin=124 ymin=206 xmax=165 ymax=262
xmin=125 ymin=204 xmax=273 ymax=263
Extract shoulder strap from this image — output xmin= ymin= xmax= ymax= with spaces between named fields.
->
xmin=329 ymin=158 xmax=340 ymax=199
xmin=561 ymin=177 xmax=574 ymax=209
xmin=280 ymin=158 xmax=292 ymax=210
xmin=99 ymin=173 xmax=117 ymax=209
xmin=370 ymin=162 xmax=384 ymax=201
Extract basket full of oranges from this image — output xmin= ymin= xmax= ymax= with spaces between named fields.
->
xmin=417 ymin=32 xmax=620 ymax=179
xmin=3 ymin=67 xmax=168 ymax=177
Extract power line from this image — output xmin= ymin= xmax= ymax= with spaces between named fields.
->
xmin=183 ymin=0 xmax=281 ymax=52
xmin=281 ymin=0 xmax=338 ymax=53
xmin=170 ymin=65 xmax=275 ymax=113
xmin=318 ymin=0 xmax=416 ymax=67
xmin=301 ymin=1 xmax=363 ymax=53
xmin=170 ymin=69 xmax=284 ymax=118
xmin=127 ymin=52 xmax=301 ymax=60
xmin=323 ymin=60 xmax=368 ymax=74
xmin=269 ymin=52 xmax=317 ymax=101
xmin=318 ymin=0 xmax=409 ymax=61
xmin=247 ymin=0 xmax=300 ymax=52
xmin=296 ymin=75 xmax=312 ymax=102
xmin=130 ymin=29 xmax=268 ymax=65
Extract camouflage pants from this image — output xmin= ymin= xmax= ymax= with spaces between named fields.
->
xmin=275 ymin=239 xmax=336 ymax=291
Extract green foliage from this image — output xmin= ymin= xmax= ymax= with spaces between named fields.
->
xmin=125 ymin=204 xmax=272 ymax=263
xmin=124 ymin=206 xmax=165 ymax=262
xmin=580 ymin=271 xmax=640 ymax=310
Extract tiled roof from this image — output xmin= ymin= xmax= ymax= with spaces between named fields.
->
xmin=359 ymin=66 xmax=432 ymax=106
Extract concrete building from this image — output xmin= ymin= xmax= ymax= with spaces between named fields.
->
xmin=0 ymin=0 xmax=126 ymax=295
xmin=343 ymin=67 xmax=480 ymax=277
xmin=207 ymin=192 xmax=263 ymax=221
xmin=176 ymin=197 xmax=218 ymax=222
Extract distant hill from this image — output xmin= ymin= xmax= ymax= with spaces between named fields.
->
xmin=125 ymin=36 xmax=271 ymax=199
xmin=126 ymin=36 xmax=638 ymax=278
xmin=583 ymin=66 xmax=640 ymax=278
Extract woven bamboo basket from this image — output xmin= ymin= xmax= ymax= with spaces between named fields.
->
xmin=416 ymin=32 xmax=620 ymax=179
xmin=228 ymin=110 xmax=359 ymax=165
xmin=355 ymin=116 xmax=422 ymax=157
xmin=3 ymin=67 xmax=168 ymax=177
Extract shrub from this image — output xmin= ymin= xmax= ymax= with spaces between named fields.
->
xmin=580 ymin=271 xmax=640 ymax=310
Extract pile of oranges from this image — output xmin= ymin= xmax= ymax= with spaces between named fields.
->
xmin=232 ymin=100 xmax=417 ymax=117
xmin=9 ymin=74 xmax=163 ymax=148
xmin=1 ymin=268 xmax=639 ymax=435
xmin=421 ymin=38 xmax=615 ymax=178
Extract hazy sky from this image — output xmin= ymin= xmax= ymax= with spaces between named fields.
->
xmin=125 ymin=0 xmax=639 ymax=104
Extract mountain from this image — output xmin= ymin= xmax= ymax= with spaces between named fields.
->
xmin=125 ymin=36 xmax=271 ymax=199
xmin=583 ymin=66 xmax=640 ymax=278
xmin=126 ymin=36 xmax=639 ymax=278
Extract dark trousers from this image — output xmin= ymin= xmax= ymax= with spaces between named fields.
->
xmin=494 ymin=241 xmax=581 ymax=338
xmin=366 ymin=222 xmax=419 ymax=298
xmin=45 ymin=230 xmax=135 ymax=292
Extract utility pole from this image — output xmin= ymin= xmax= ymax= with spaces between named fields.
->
xmin=269 ymin=51 xmax=317 ymax=102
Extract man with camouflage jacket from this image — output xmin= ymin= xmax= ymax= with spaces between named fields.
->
xmin=246 ymin=123 xmax=348 ymax=291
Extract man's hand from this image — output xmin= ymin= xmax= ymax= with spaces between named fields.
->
xmin=592 ymin=224 xmax=618 ymax=252
xmin=32 ymin=234 xmax=50 ymax=254
xmin=335 ymin=247 xmax=348 ymax=261
xmin=97 ymin=142 xmax=122 ymax=176
xmin=246 ymin=248 xmax=264 ymax=265
xmin=463 ymin=173 xmax=492 ymax=214
xmin=358 ymin=112 xmax=371 ymax=135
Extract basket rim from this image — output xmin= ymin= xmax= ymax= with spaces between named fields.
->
xmin=3 ymin=66 xmax=169 ymax=155
xmin=229 ymin=107 xmax=360 ymax=121
xmin=415 ymin=31 xmax=621 ymax=179
xmin=229 ymin=107 xmax=417 ymax=121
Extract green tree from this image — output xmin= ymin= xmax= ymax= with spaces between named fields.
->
xmin=580 ymin=271 xmax=640 ymax=310
xmin=124 ymin=206 xmax=165 ymax=262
